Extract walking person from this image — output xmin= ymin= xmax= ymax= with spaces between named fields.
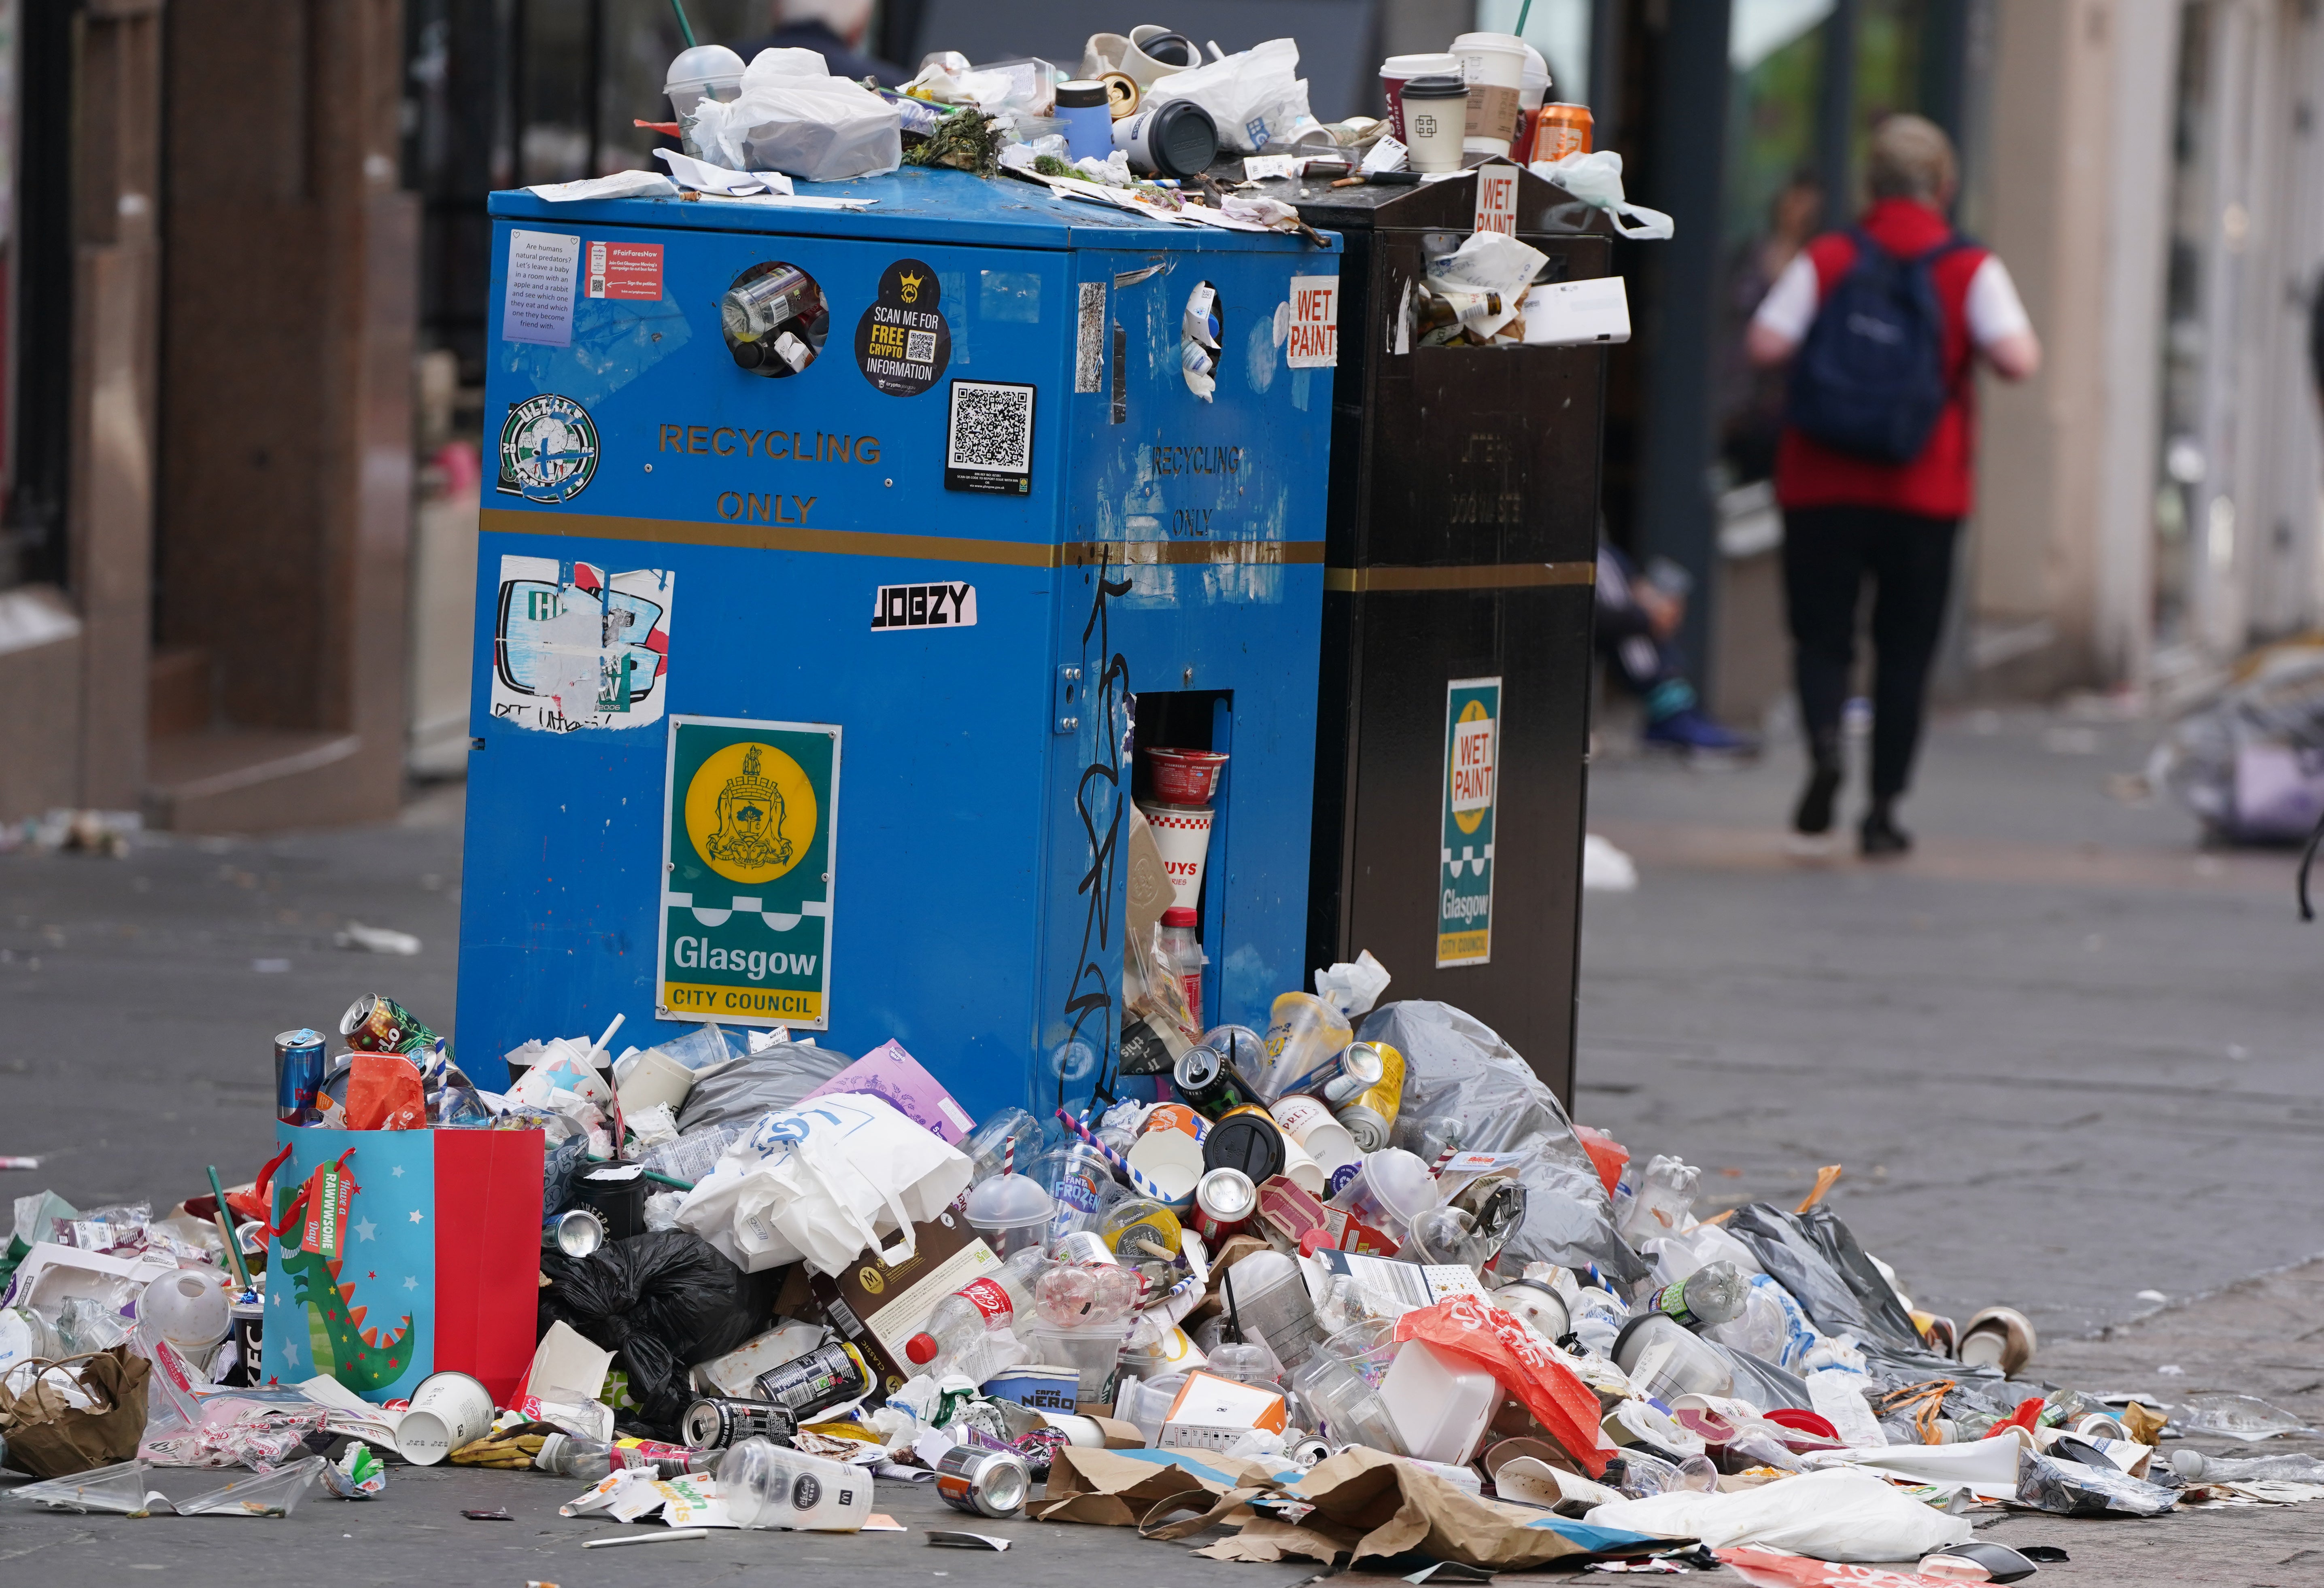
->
xmin=1746 ymin=115 xmax=2041 ymax=856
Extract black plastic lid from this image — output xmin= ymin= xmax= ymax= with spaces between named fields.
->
xmin=1148 ymin=99 xmax=1220 ymax=180
xmin=1056 ymin=79 xmax=1110 ymax=108
xmin=1202 ymin=1112 xmax=1285 ymax=1183
xmin=1401 ymin=73 xmax=1469 ymax=98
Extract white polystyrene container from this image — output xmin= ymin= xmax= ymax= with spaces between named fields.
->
xmin=1378 ymin=1337 xmax=1498 ymax=1466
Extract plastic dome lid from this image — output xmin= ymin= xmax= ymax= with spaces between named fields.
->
xmin=666 ymin=43 xmax=746 ymax=92
xmin=965 ymin=1172 xmax=1056 ymax=1231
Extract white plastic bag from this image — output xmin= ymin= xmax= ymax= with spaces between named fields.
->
xmin=1584 ymin=1467 xmax=1970 ymax=1561
xmin=674 ymin=1092 xmax=971 ymax=1274
xmin=1143 ymin=38 xmax=1308 ymax=154
xmin=1528 ymin=150 xmax=1676 ymax=240
xmin=689 ymin=72 xmax=901 ymax=183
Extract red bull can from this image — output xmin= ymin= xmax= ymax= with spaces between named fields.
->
xmin=274 ymin=1028 xmax=326 ymax=1122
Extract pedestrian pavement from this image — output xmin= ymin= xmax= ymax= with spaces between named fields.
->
xmin=2 ymin=719 xmax=2322 ymax=1582
xmin=1578 ymin=705 xmax=2324 ymax=1343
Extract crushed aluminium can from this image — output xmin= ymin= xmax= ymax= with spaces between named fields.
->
xmin=1191 ymin=1167 xmax=1258 ymax=1244
xmin=934 ymin=1445 xmax=1032 ymax=1518
xmin=680 ymin=1395 xmax=798 ymax=1451
xmin=1333 ymin=1040 xmax=1406 ymax=1151
xmin=542 ymin=1206 xmax=608 ymax=1259
xmin=1173 ymin=1044 xmax=1250 ymax=1116
xmin=340 ymin=994 xmax=441 ymax=1056
xmin=749 ymin=1339 xmax=877 ymax=1423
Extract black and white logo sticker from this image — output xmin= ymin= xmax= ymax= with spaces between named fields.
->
xmin=943 ymin=379 xmax=1036 ymax=495
xmin=870 ymin=582 xmax=977 ymax=631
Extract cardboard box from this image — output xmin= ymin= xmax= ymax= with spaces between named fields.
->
xmin=806 ymin=1210 xmax=998 ymax=1390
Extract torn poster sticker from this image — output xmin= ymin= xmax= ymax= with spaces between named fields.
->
xmin=491 ymin=555 xmax=673 ymax=732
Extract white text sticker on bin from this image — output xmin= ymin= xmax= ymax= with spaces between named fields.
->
xmin=503 ymin=230 xmax=581 ymax=346
xmin=1286 ymin=277 xmax=1339 ymax=369
xmin=1473 ymin=164 xmax=1519 ymax=236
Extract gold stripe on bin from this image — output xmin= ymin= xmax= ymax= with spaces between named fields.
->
xmin=482 ymin=509 xmax=1326 ymax=571
xmin=1323 ymin=560 xmax=1597 ymax=594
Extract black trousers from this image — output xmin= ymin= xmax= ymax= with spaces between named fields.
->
xmin=1781 ymin=505 xmax=1960 ymax=801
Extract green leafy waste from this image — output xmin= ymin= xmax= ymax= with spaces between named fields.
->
xmin=904 ymin=107 xmax=1002 ymax=178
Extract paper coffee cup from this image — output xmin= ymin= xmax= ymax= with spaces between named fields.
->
xmin=614 ymin=1045 xmax=695 ymax=1116
xmin=397 ymin=1370 xmax=496 ymax=1466
xmin=1379 ymin=51 xmax=1459 ymax=143
xmin=1274 ymin=1097 xmax=1363 ymax=1191
xmin=1278 ymin=1134 xmax=1328 ymax=1197
xmin=1127 ymin=1127 xmax=1204 ymax=1206
xmin=1137 ymin=801 xmax=1215 ymax=909
xmin=1452 ymin=31 xmax=1527 ymax=157
xmin=1399 ymin=74 xmax=1471 ymax=174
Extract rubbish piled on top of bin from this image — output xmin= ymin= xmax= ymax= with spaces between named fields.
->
xmin=9 ymin=953 xmax=2322 ymax=1568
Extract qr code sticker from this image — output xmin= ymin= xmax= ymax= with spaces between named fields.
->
xmin=947 ymin=382 xmax=1034 ymax=473
xmin=905 ymin=328 xmax=937 ymax=363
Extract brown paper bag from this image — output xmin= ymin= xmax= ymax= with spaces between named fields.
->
xmin=1192 ymin=1445 xmax=1669 ymax=1571
xmin=0 ymin=1348 xmax=151 ymax=1478
xmin=1034 ymin=1445 xmax=1276 ymax=1528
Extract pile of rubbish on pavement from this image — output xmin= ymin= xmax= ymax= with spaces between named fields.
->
xmin=7 ymin=962 xmax=2323 ymax=1575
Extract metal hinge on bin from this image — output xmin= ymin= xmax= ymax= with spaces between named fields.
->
xmin=1056 ymin=664 xmax=1083 ymax=733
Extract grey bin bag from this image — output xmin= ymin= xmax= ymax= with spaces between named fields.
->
xmin=1358 ymin=1000 xmax=1648 ymax=1286
xmin=674 ymin=1042 xmax=854 ymax=1135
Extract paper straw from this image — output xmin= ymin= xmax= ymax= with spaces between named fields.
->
xmin=1430 ymin=1146 xmax=1459 ymax=1176
xmin=1003 ymin=1136 xmax=1015 ymax=1178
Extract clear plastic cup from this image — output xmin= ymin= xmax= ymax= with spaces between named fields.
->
xmin=964 ymin=1173 xmax=1056 ymax=1258
xmin=1031 ymin=1144 xmax=1126 ymax=1240
xmin=1328 ymin=1148 xmax=1440 ymax=1249
xmin=1250 ymin=992 xmax=1353 ymax=1102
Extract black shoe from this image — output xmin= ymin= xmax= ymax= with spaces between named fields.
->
xmin=1793 ymin=764 xmax=1843 ymax=835
xmin=1860 ymin=805 xmax=1913 ymax=857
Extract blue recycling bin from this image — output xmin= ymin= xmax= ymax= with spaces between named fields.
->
xmin=458 ymin=168 xmax=1340 ymax=1123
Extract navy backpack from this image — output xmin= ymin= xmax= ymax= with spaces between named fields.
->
xmin=1785 ymin=229 xmax=1970 ymax=464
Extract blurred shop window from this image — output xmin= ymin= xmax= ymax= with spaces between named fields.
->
xmin=1850 ymin=0 xmax=1924 ymax=176
xmin=2152 ymin=1 xmax=2213 ymax=654
xmin=1475 ymin=0 xmax=1592 ymax=106
xmin=1715 ymin=0 xmax=1829 ymax=500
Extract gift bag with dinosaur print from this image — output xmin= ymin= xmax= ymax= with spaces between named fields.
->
xmin=262 ymin=1123 xmax=544 ymax=1407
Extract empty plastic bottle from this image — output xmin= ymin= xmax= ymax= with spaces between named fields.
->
xmin=1035 ymin=1261 xmax=1143 ymax=1329
xmin=1617 ymin=1155 xmax=1701 ymax=1243
xmin=1638 ymin=1260 xmax=1749 ymax=1330
xmin=2171 ymin=1448 xmax=2324 ymax=1482
xmin=536 ymin=1431 xmax=706 ymax=1480
xmin=1568 ymin=1287 xmax=1629 ymax=1358
xmin=904 ymin=1247 xmax=1049 ymax=1369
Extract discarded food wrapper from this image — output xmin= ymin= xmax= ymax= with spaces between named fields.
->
xmin=928 ymin=1529 xmax=1011 ymax=1549
xmin=1170 ymin=1445 xmax=1668 ymax=1572
xmin=336 ymin=922 xmax=421 ymax=955
xmin=1423 ymin=231 xmax=1550 ymax=342
xmin=1586 ymin=1467 xmax=1971 ymax=1563
xmin=654 ymin=147 xmax=795 ymax=197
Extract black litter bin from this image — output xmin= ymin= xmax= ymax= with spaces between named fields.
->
xmin=1270 ymin=165 xmax=1615 ymax=1104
